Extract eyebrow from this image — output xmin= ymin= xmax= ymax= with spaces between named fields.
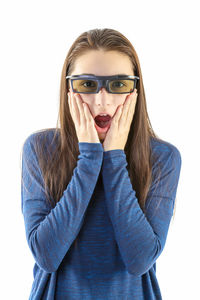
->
xmin=79 ymin=73 xmax=129 ymax=76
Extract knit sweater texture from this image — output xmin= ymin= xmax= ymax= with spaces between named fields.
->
xmin=21 ymin=129 xmax=182 ymax=299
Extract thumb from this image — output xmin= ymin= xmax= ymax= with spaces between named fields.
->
xmin=114 ymin=104 xmax=123 ymax=119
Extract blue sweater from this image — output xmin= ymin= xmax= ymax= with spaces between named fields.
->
xmin=21 ymin=129 xmax=182 ymax=299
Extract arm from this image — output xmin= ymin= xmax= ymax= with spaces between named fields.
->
xmin=101 ymin=145 xmax=182 ymax=276
xmin=21 ymin=135 xmax=103 ymax=273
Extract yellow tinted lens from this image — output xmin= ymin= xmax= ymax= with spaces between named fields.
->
xmin=109 ymin=79 xmax=134 ymax=93
xmin=73 ymin=79 xmax=98 ymax=93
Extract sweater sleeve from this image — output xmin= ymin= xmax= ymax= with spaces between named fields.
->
xmin=101 ymin=146 xmax=182 ymax=276
xmin=21 ymin=135 xmax=103 ymax=273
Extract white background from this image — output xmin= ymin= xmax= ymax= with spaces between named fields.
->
xmin=0 ymin=0 xmax=199 ymax=299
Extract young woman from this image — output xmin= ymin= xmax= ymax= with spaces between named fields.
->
xmin=21 ymin=28 xmax=182 ymax=299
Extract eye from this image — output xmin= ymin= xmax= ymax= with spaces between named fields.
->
xmin=112 ymin=81 xmax=127 ymax=88
xmin=82 ymin=80 xmax=96 ymax=87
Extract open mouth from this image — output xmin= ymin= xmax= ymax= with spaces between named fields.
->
xmin=94 ymin=115 xmax=112 ymax=128
xmin=94 ymin=119 xmax=111 ymax=128
xmin=94 ymin=119 xmax=112 ymax=132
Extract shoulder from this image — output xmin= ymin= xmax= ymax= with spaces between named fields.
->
xmin=22 ymin=128 xmax=60 ymax=156
xmin=23 ymin=127 xmax=60 ymax=147
xmin=149 ymin=136 xmax=182 ymax=170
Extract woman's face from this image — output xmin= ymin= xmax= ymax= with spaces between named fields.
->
xmin=69 ymin=49 xmax=134 ymax=143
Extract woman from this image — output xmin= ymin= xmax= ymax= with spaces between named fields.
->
xmin=21 ymin=28 xmax=182 ymax=299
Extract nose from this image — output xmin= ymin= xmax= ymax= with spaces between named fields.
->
xmin=94 ymin=87 xmax=111 ymax=104
xmin=98 ymin=86 xmax=107 ymax=94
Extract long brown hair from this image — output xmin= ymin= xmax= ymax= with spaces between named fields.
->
xmin=21 ymin=28 xmax=176 ymax=218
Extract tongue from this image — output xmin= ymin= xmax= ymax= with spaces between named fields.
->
xmin=95 ymin=115 xmax=111 ymax=128
xmin=95 ymin=115 xmax=111 ymax=122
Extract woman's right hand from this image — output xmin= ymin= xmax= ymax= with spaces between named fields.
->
xmin=68 ymin=91 xmax=100 ymax=144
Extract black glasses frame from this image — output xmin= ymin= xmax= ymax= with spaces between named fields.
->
xmin=66 ymin=74 xmax=139 ymax=94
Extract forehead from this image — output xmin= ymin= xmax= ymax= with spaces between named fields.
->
xmin=72 ymin=50 xmax=134 ymax=76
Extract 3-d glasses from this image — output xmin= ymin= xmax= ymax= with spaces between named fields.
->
xmin=66 ymin=74 xmax=139 ymax=94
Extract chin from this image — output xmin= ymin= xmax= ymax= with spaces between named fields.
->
xmin=99 ymin=133 xmax=106 ymax=138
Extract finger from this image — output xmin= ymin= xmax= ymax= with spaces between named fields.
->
xmin=83 ymin=102 xmax=93 ymax=123
xmin=68 ymin=92 xmax=73 ymax=118
xmin=113 ymin=104 xmax=123 ymax=124
xmin=71 ymin=91 xmax=80 ymax=124
xmin=68 ymin=92 xmax=71 ymax=107
xmin=120 ymin=95 xmax=131 ymax=124
xmin=128 ymin=91 xmax=137 ymax=115
xmin=75 ymin=93 xmax=85 ymax=125
xmin=127 ymin=91 xmax=137 ymax=121
xmin=83 ymin=103 xmax=96 ymax=131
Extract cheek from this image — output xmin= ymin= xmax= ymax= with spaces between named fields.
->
xmin=79 ymin=95 xmax=93 ymax=111
xmin=78 ymin=94 xmax=127 ymax=114
xmin=79 ymin=95 xmax=93 ymax=106
xmin=114 ymin=96 xmax=127 ymax=111
xmin=115 ymin=95 xmax=127 ymax=106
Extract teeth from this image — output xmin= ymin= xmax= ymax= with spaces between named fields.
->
xmin=99 ymin=114 xmax=108 ymax=116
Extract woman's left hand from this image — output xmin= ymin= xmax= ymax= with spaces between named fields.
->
xmin=103 ymin=89 xmax=138 ymax=152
